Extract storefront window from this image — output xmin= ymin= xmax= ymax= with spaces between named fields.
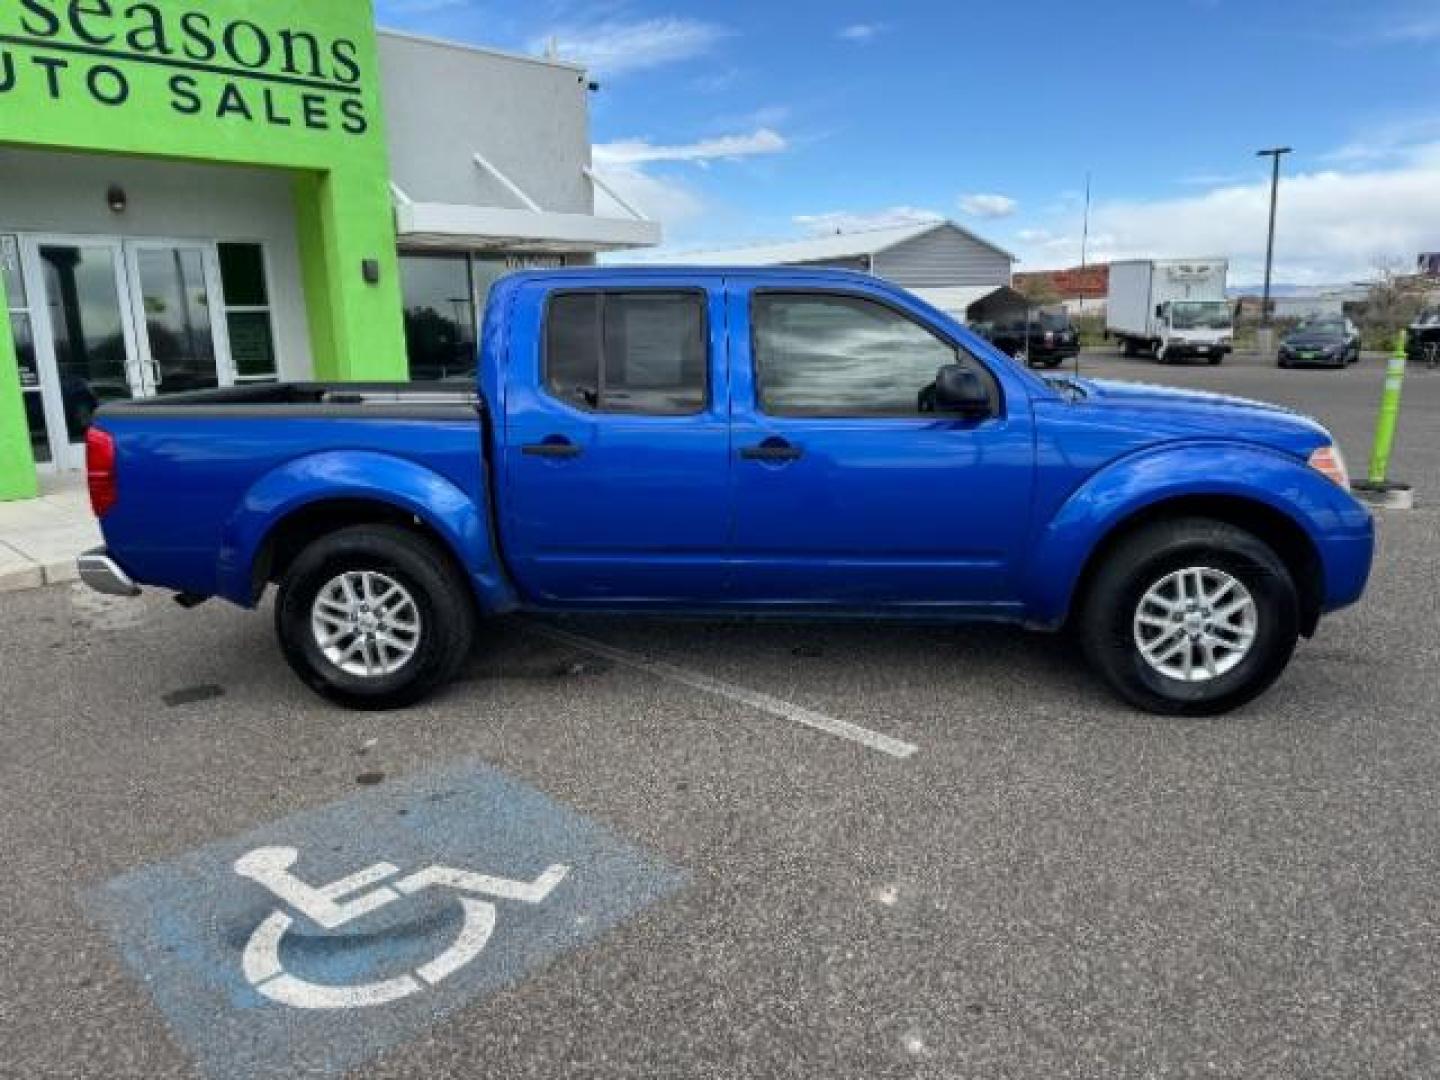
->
xmin=218 ymin=243 xmax=278 ymax=381
xmin=400 ymin=254 xmax=475 ymax=381
xmin=5 ymin=236 xmax=49 ymax=463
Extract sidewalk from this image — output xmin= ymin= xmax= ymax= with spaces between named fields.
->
xmin=0 ymin=475 xmax=102 ymax=593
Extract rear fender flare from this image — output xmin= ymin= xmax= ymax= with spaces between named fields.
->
xmin=1024 ymin=442 xmax=1361 ymax=627
xmin=216 ymin=451 xmax=516 ymax=612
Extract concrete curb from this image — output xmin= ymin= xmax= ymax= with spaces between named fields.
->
xmin=0 ymin=555 xmax=81 ymax=595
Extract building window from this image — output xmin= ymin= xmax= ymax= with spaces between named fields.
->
xmin=400 ymin=254 xmax=475 ymax=382
xmin=218 ymin=243 xmax=278 ymax=382
xmin=752 ymin=292 xmax=966 ymax=417
xmin=4 ymin=234 xmax=49 ymax=463
xmin=544 ymin=290 xmax=706 ymax=415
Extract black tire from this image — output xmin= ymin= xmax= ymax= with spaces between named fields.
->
xmin=1122 ymin=338 xmax=1138 ymax=358
xmin=1208 ymin=354 xmax=1223 ymax=365
xmin=275 ymin=525 xmax=476 ymax=710
xmin=1079 ymin=518 xmax=1300 ymax=716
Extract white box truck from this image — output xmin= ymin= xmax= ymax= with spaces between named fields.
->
xmin=1107 ymin=258 xmax=1234 ymax=364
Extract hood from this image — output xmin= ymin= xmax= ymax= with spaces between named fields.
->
xmin=1060 ymin=377 xmax=1331 ymax=456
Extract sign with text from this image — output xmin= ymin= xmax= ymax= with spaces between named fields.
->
xmin=0 ymin=0 xmax=372 ymax=137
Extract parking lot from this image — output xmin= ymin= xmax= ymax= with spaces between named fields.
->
xmin=2 ymin=349 xmax=1438 ymax=1079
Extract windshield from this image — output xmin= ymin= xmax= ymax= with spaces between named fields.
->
xmin=1170 ymin=301 xmax=1231 ymax=331
xmin=1036 ymin=311 xmax=1072 ymax=331
xmin=1416 ymin=308 xmax=1440 ymax=328
xmin=1294 ymin=318 xmax=1344 ymax=337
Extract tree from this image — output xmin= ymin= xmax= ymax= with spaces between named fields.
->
xmin=1357 ymin=256 xmax=1426 ymax=351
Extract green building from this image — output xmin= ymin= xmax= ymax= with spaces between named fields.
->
xmin=0 ymin=1 xmax=657 ymax=499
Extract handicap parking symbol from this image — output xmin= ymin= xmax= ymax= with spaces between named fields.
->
xmin=84 ymin=761 xmax=687 ymax=1080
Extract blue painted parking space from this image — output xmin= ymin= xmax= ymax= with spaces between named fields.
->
xmin=84 ymin=760 xmax=688 ymax=1080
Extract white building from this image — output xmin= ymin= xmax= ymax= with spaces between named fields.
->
xmin=659 ymin=220 xmax=1016 ymax=319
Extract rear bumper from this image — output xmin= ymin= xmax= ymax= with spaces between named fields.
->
xmin=77 ymin=547 xmax=141 ymax=598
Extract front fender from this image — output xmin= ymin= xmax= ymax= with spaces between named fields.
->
xmin=216 ymin=451 xmax=516 ymax=612
xmin=1024 ymin=441 xmax=1374 ymax=627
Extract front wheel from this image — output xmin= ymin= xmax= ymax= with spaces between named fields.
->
xmin=1079 ymin=518 xmax=1300 ymax=716
xmin=275 ymin=525 xmax=476 ymax=710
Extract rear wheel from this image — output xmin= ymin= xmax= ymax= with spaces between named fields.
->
xmin=1079 ymin=518 xmax=1300 ymax=716
xmin=275 ymin=525 xmax=476 ymax=710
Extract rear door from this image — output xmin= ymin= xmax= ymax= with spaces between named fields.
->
xmin=726 ymin=281 xmax=1035 ymax=609
xmin=499 ymin=277 xmax=732 ymax=605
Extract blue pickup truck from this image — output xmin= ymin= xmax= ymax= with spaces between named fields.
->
xmin=78 ymin=268 xmax=1373 ymax=716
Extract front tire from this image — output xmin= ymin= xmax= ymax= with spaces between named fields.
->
xmin=275 ymin=525 xmax=476 ymax=710
xmin=1079 ymin=518 xmax=1300 ymax=716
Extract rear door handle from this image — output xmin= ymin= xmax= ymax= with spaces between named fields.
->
xmin=741 ymin=440 xmax=803 ymax=462
xmin=522 ymin=438 xmax=583 ymax=459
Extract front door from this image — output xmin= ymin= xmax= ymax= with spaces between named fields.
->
xmin=499 ymin=279 xmax=733 ymax=605
xmin=124 ymin=242 xmax=226 ymax=395
xmin=21 ymin=237 xmax=230 ymax=470
xmin=726 ymin=283 xmax=1035 ymax=609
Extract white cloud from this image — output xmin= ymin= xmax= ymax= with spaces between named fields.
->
xmin=1376 ymin=13 xmax=1440 ymax=42
xmin=958 ymin=193 xmax=1018 ymax=219
xmin=591 ymin=128 xmax=790 ymax=245
xmin=1011 ymin=146 xmax=1440 ymax=284
xmin=594 ymin=129 xmax=787 ymax=167
xmin=794 ymin=206 xmax=943 ymax=234
xmin=838 ymin=23 xmax=886 ymax=42
xmin=591 ymin=165 xmax=707 ymax=227
xmin=529 ymin=17 xmax=729 ymax=77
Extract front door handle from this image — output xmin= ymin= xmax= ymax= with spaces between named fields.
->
xmin=522 ymin=437 xmax=583 ymax=459
xmin=741 ymin=440 xmax=803 ymax=463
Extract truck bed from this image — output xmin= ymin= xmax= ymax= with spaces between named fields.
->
xmin=99 ymin=382 xmax=479 ymax=420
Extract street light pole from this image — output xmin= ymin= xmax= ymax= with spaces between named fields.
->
xmin=1256 ymin=147 xmax=1292 ymax=327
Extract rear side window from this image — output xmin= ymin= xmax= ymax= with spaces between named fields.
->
xmin=544 ymin=291 xmax=706 ymax=415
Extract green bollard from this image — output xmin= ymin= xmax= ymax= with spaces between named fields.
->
xmin=1352 ymin=331 xmax=1414 ymax=509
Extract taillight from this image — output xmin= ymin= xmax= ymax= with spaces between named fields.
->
xmin=86 ymin=426 xmax=117 ymax=517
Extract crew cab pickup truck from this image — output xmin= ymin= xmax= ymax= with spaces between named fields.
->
xmin=78 ymin=268 xmax=1374 ymax=716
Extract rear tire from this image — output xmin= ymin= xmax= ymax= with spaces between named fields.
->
xmin=1079 ymin=518 xmax=1300 ymax=716
xmin=275 ymin=525 xmax=476 ymax=710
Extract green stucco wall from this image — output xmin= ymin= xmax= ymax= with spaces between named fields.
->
xmin=0 ymin=0 xmax=405 ymax=499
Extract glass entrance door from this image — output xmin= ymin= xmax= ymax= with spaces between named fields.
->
xmin=125 ymin=243 xmax=224 ymax=395
xmin=31 ymin=240 xmax=141 ymax=470
xmin=21 ymin=237 xmax=233 ymax=470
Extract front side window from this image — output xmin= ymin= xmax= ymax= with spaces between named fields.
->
xmin=544 ymin=291 xmax=706 ymax=415
xmin=753 ymin=292 xmax=976 ymax=417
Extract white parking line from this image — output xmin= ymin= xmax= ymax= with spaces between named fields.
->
xmin=531 ymin=624 xmax=919 ymax=760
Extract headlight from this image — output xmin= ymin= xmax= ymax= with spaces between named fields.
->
xmin=1219 ymin=336 xmax=1233 ymax=346
xmin=1308 ymin=444 xmax=1350 ymax=490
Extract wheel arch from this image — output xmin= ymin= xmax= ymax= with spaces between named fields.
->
xmin=1065 ymin=493 xmax=1325 ymax=637
xmin=216 ymin=451 xmax=518 ymax=614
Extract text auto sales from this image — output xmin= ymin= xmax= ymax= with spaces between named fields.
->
xmin=1 ymin=1 xmax=369 ymax=134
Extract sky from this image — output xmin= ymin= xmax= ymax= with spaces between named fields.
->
xmin=376 ymin=0 xmax=1440 ymax=285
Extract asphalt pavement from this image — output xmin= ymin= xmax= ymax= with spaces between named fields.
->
xmin=2 ymin=348 xmax=1438 ymax=1079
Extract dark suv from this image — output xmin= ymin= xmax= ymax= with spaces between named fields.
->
xmin=976 ymin=309 xmax=1080 ymax=368
xmin=1407 ymin=307 xmax=1440 ymax=366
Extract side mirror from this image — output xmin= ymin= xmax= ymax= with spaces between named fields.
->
xmin=931 ymin=364 xmax=990 ymax=417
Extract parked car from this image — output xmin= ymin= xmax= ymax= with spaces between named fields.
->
xmin=1406 ymin=307 xmax=1440 ymax=367
xmin=78 ymin=267 xmax=1374 ymax=717
xmin=975 ymin=309 xmax=1080 ymax=368
xmin=1278 ymin=317 xmax=1362 ymax=368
